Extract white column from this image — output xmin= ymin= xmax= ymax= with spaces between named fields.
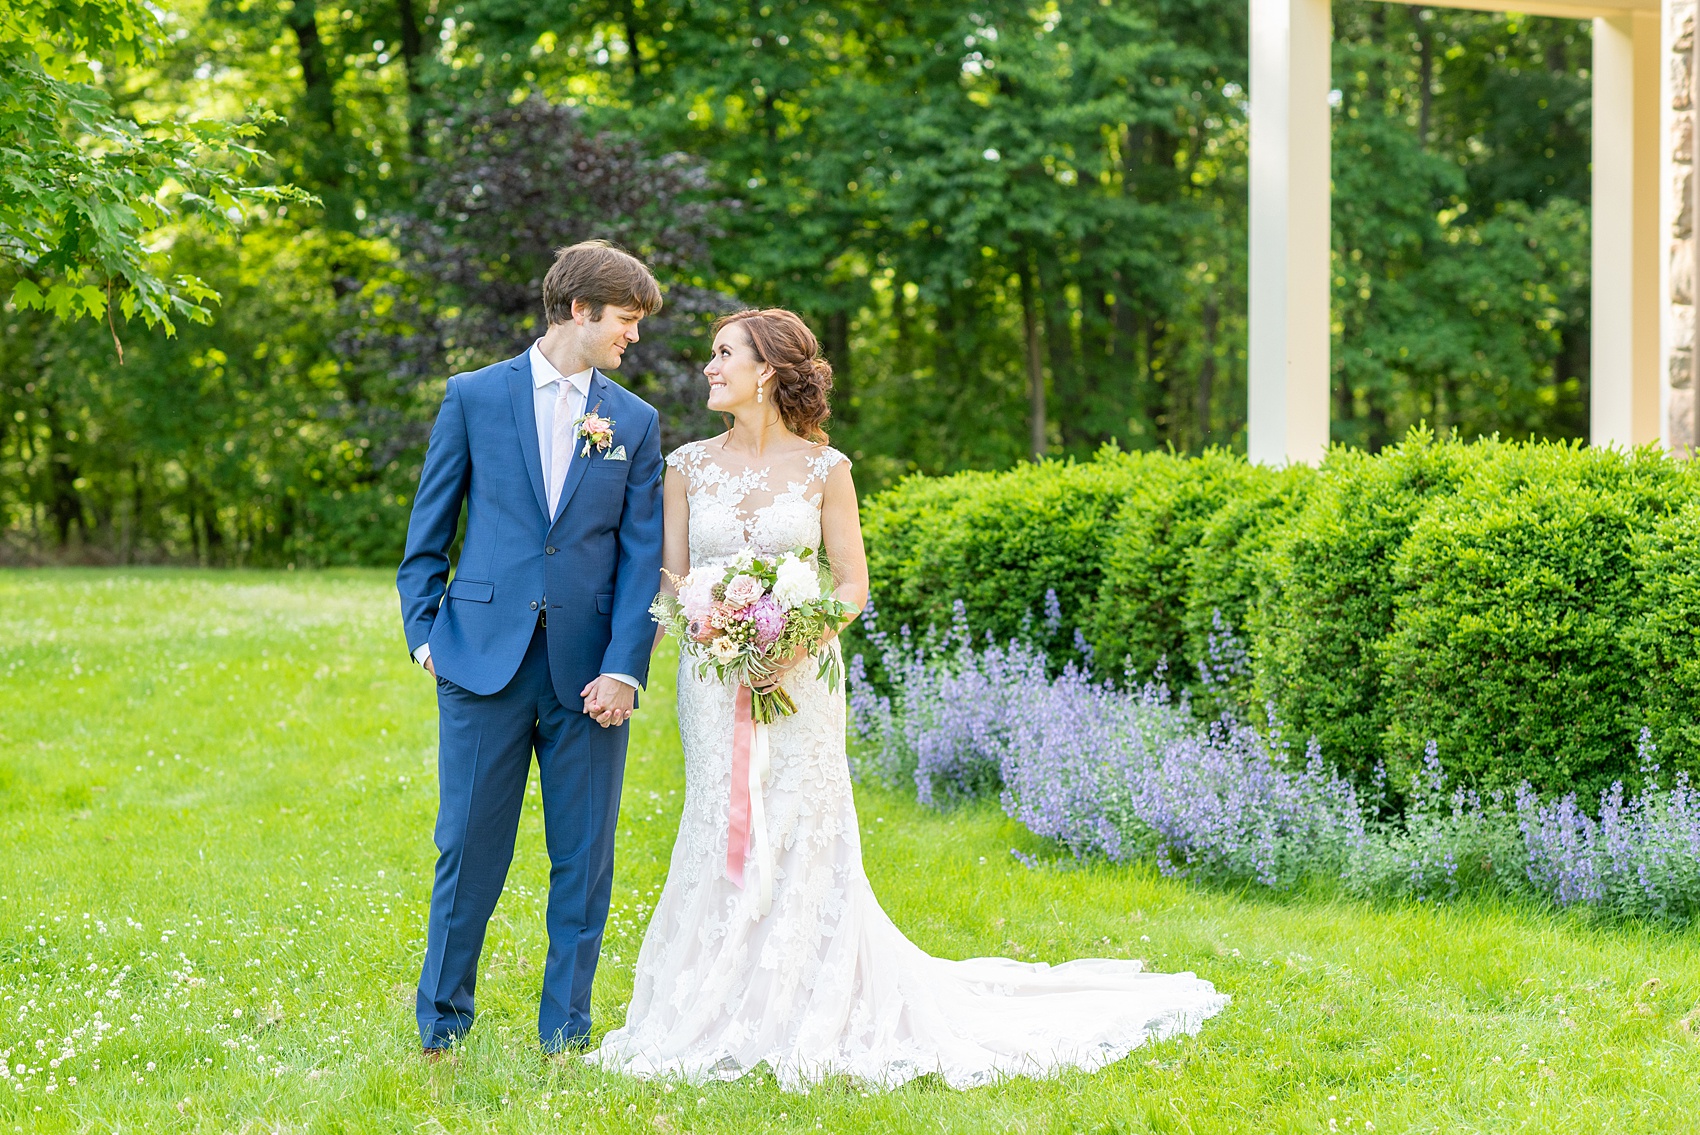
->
xmin=1593 ymin=11 xmax=1664 ymax=448
xmin=1248 ymin=0 xmax=1333 ymax=466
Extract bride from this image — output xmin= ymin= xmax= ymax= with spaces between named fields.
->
xmin=591 ymin=309 xmax=1228 ymax=1089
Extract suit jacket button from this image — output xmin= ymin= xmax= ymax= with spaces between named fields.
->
xmin=530 ymin=601 xmax=539 ymax=610
xmin=546 ymin=546 xmax=556 ymax=554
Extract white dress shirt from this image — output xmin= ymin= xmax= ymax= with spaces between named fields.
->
xmin=529 ymin=340 xmax=593 ymax=507
xmin=415 ymin=342 xmax=641 ymax=693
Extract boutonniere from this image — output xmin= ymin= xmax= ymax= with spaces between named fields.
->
xmin=576 ymin=403 xmax=616 ymax=457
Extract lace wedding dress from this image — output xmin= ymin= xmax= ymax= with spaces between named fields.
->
xmin=590 ymin=439 xmax=1228 ymax=1090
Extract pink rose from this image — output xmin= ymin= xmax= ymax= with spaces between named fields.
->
xmin=722 ymin=574 xmax=766 ymax=610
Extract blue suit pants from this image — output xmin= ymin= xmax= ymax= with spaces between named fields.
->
xmin=416 ymin=625 xmax=627 ymax=1050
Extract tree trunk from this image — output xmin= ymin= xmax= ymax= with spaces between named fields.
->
xmin=1038 ymin=254 xmax=1076 ymax=443
xmin=621 ymin=0 xmax=644 ymax=89
xmin=1367 ymin=2 xmax=1389 ymax=131
xmin=1414 ymin=9 xmax=1434 ymax=148
xmin=823 ymin=308 xmax=850 ymax=422
xmin=394 ymin=0 xmax=428 ymax=158
xmin=200 ymin=485 xmax=224 ymax=565
xmin=1110 ymin=277 xmax=1141 ymax=441
xmin=284 ymin=0 xmax=352 ymax=228
xmin=1120 ymin=124 xmax=1147 ymax=198
xmin=1144 ymin=315 xmax=1168 ymax=446
xmin=1197 ymin=292 xmax=1219 ymax=449
xmin=1018 ymin=251 xmax=1047 ymax=461
xmin=43 ymin=402 xmax=81 ymax=547
xmin=1334 ymin=363 xmax=1353 ymax=442
xmin=285 ymin=1 xmax=337 ymax=134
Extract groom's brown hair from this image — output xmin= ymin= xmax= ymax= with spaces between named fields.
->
xmin=541 ymin=240 xmax=663 ymax=324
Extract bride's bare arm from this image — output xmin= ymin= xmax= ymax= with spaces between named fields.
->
xmin=657 ymin=465 xmax=691 ymax=652
xmin=819 ymin=460 xmax=868 ymax=638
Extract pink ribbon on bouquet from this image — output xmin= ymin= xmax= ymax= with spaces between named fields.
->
xmin=726 ymin=685 xmax=774 ymax=916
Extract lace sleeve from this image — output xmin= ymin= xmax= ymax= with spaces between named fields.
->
xmin=806 ymin=446 xmax=850 ymax=484
xmin=666 ymin=441 xmax=707 ymax=489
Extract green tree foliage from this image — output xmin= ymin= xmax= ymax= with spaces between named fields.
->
xmin=2 ymin=0 xmax=1605 ymax=562
xmin=0 ymin=0 xmax=307 ymax=332
xmin=347 ymin=96 xmax=736 ymax=457
xmin=1330 ymin=7 xmax=1591 ymax=448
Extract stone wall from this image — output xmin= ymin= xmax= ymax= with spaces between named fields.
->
xmin=1670 ymin=0 xmax=1697 ymax=454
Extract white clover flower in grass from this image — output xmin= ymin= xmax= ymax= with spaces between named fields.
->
xmin=772 ymin=555 xmax=821 ymax=610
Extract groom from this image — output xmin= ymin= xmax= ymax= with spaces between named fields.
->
xmin=397 ymin=240 xmax=665 ymax=1053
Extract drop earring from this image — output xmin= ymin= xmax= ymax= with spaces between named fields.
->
xmin=756 ymin=382 xmax=764 ymax=403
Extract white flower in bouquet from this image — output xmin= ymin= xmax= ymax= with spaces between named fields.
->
xmin=678 ymin=568 xmax=718 ymax=623
xmin=709 ymin=636 xmax=743 ymax=664
xmin=772 ymin=555 xmax=821 ymax=610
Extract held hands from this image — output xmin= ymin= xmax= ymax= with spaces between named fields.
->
xmin=429 ymin=648 xmax=631 ymax=727
xmin=582 ymin=675 xmax=636 ymax=728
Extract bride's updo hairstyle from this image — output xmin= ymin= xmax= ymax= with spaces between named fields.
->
xmin=715 ymin=308 xmax=834 ymax=443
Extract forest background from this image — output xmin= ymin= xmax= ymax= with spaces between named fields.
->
xmin=2 ymin=0 xmax=1596 ymax=567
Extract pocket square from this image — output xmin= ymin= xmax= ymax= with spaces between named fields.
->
xmin=605 ymin=445 xmax=628 ymax=461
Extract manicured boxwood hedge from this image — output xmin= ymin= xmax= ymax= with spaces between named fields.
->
xmin=858 ymin=448 xmax=1160 ymax=661
xmin=858 ymin=432 xmax=1700 ymax=799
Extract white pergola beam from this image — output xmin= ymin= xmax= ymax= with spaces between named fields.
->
xmin=1246 ymin=0 xmax=1669 ymax=463
xmin=1410 ymin=0 xmax=1657 ymax=16
xmin=1592 ymin=11 xmax=1664 ymax=448
xmin=1247 ymin=0 xmax=1333 ymax=466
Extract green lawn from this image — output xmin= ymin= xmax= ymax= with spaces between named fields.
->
xmin=2 ymin=569 xmax=1698 ymax=1134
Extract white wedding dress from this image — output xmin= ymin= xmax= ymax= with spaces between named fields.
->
xmin=590 ymin=440 xmax=1228 ymax=1090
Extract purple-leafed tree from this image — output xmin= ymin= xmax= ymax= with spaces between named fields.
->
xmin=346 ymin=95 xmax=740 ymax=469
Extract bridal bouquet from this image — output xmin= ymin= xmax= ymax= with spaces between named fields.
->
xmin=651 ymin=548 xmax=856 ymax=723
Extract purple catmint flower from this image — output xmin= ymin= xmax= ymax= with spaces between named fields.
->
xmin=848 ymin=599 xmax=1700 ymax=925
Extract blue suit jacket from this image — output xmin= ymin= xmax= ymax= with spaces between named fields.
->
xmin=396 ymin=352 xmax=664 ymax=709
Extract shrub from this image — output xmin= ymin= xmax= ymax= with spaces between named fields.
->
xmin=1087 ymin=450 xmax=1276 ymax=683
xmin=1628 ymin=496 xmax=1700 ymax=774
xmin=1252 ymin=432 xmax=1493 ymax=783
xmin=1378 ymin=444 xmax=1689 ymax=799
xmin=859 ymin=432 xmax=1698 ymax=798
xmin=1179 ymin=463 xmax=1317 ymax=709
xmin=858 ymin=449 xmax=1158 ymax=664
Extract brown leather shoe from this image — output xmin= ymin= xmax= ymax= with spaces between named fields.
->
xmin=421 ymin=1046 xmax=452 ymax=1062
